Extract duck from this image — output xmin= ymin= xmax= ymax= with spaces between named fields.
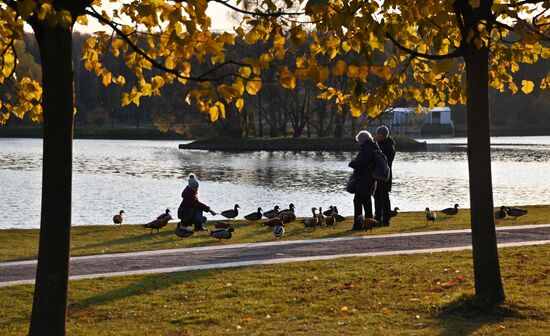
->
xmin=441 ymin=204 xmax=459 ymax=217
xmin=244 ymin=207 xmax=263 ymax=221
xmin=317 ymin=207 xmax=325 ymax=226
xmin=175 ymin=226 xmax=194 ymax=238
xmin=506 ymin=207 xmax=528 ymax=220
xmin=304 ymin=207 xmax=319 ymax=229
xmin=273 ymin=225 xmax=285 ymax=238
xmin=210 ymin=227 xmax=235 ymax=240
xmin=263 ymin=205 xmax=281 ymax=219
xmin=264 ymin=217 xmax=284 ymax=229
xmin=143 ymin=212 xmax=173 ymax=234
xmin=361 ymin=216 xmax=379 ymax=233
xmin=494 ymin=206 xmax=507 ymax=220
xmin=334 ymin=214 xmax=346 ymax=222
xmin=221 ymin=204 xmax=240 ymax=220
xmin=323 ymin=206 xmax=334 ymax=216
xmin=390 ymin=207 xmax=399 ymax=218
xmin=280 ymin=212 xmax=296 ymax=224
xmin=113 ymin=210 xmax=125 ymax=226
xmin=214 ymin=221 xmax=232 ymax=229
xmin=279 ymin=203 xmax=295 ymax=216
xmin=325 ymin=214 xmax=336 ymax=228
xmin=425 ymin=207 xmax=436 ymax=226
xmin=157 ymin=209 xmax=172 ymax=221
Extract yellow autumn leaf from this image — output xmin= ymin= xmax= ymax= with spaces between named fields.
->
xmin=101 ymin=70 xmax=112 ymax=87
xmin=209 ymin=104 xmax=219 ymax=122
xmin=278 ymin=67 xmax=296 ymax=90
xmin=347 ymin=65 xmax=360 ymax=78
xmin=246 ymin=78 xmax=262 ymax=95
xmin=239 ymin=67 xmax=252 ymax=78
xmin=236 ymin=98 xmax=244 ymax=112
xmin=521 ymin=80 xmax=534 ymax=94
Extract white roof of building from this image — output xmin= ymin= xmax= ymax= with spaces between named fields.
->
xmin=387 ymin=106 xmax=451 ymax=113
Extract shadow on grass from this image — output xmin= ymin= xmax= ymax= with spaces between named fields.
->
xmin=434 ymin=294 xmax=545 ymax=335
xmin=69 ymin=271 xmax=211 ymax=310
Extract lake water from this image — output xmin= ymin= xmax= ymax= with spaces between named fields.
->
xmin=1 ymin=137 xmax=549 ymax=229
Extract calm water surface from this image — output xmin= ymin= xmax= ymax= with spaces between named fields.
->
xmin=1 ymin=137 xmax=549 ymax=229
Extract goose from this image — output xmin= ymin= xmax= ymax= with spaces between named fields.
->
xmin=304 ymin=207 xmax=319 ymax=229
xmin=425 ymin=207 xmax=436 ymax=226
xmin=221 ymin=204 xmax=240 ymax=220
xmin=157 ymin=209 xmax=172 ymax=221
xmin=506 ymin=207 xmax=528 ymax=220
xmin=361 ymin=216 xmax=379 ymax=233
xmin=279 ymin=203 xmax=295 ymax=216
xmin=175 ymin=226 xmax=194 ymax=238
xmin=144 ymin=213 xmax=173 ymax=234
xmin=494 ymin=206 xmax=507 ymax=220
xmin=390 ymin=207 xmax=400 ymax=218
xmin=441 ymin=204 xmax=459 ymax=217
xmin=263 ymin=206 xmax=281 ymax=219
xmin=244 ymin=207 xmax=263 ymax=221
xmin=323 ymin=206 xmax=335 ymax=216
xmin=317 ymin=207 xmax=325 ymax=226
xmin=113 ymin=210 xmax=125 ymax=226
xmin=214 ymin=221 xmax=232 ymax=229
xmin=264 ymin=217 xmax=284 ymax=229
xmin=273 ymin=225 xmax=285 ymax=238
xmin=210 ymin=227 xmax=235 ymax=240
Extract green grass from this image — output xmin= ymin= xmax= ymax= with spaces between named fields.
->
xmin=1 ymin=205 xmax=548 ymax=262
xmin=0 ymin=245 xmax=548 ymax=335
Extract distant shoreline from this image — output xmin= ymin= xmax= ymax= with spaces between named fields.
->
xmin=178 ymin=136 xmax=427 ymax=152
xmin=0 ymin=126 xmax=186 ymax=140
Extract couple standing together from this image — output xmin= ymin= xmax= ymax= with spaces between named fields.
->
xmin=348 ymin=126 xmax=396 ymax=230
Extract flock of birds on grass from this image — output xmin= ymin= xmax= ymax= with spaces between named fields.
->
xmin=112 ymin=203 xmax=528 ymax=241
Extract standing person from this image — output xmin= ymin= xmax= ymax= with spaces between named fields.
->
xmin=374 ymin=126 xmax=396 ymax=227
xmin=177 ymin=174 xmax=217 ymax=231
xmin=348 ymin=130 xmax=379 ymax=230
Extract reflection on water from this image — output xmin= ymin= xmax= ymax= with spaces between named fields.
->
xmin=1 ymin=137 xmax=550 ymax=229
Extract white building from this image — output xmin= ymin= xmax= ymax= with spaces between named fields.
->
xmin=386 ymin=106 xmax=454 ymax=134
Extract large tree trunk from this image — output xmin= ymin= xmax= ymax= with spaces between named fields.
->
xmin=29 ymin=23 xmax=75 ymax=335
xmin=464 ymin=44 xmax=505 ymax=303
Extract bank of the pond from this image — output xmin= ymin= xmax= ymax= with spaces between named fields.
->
xmin=179 ymin=135 xmax=426 ymax=151
xmin=1 ymin=205 xmax=547 ymax=262
xmin=0 ymin=126 xmax=186 ymax=140
xmin=1 ymin=245 xmax=548 ymax=335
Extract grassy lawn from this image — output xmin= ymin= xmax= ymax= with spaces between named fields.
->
xmin=0 ymin=205 xmax=548 ymax=262
xmin=0 ymin=245 xmax=548 ymax=335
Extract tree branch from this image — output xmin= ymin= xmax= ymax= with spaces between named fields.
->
xmin=386 ymin=33 xmax=462 ymax=60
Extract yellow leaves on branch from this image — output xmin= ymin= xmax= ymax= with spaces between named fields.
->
xmin=278 ymin=67 xmax=296 ymax=90
xmin=209 ymin=101 xmax=226 ymax=122
xmin=245 ymin=78 xmax=262 ymax=95
xmin=521 ymin=80 xmax=534 ymax=94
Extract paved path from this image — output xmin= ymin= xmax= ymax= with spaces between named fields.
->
xmin=1 ymin=224 xmax=549 ymax=287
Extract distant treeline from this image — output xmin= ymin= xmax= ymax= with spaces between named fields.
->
xmin=3 ymin=32 xmax=549 ymax=138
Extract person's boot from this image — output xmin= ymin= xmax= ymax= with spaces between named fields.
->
xmin=194 ymin=223 xmax=208 ymax=232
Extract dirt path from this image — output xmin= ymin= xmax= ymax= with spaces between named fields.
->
xmin=1 ymin=224 xmax=549 ymax=287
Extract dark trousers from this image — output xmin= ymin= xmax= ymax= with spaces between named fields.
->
xmin=353 ymin=193 xmax=373 ymax=229
xmin=374 ymin=182 xmax=391 ymax=225
xmin=179 ymin=208 xmax=206 ymax=230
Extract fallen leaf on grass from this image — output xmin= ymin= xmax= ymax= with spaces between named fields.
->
xmin=242 ymin=316 xmax=253 ymax=322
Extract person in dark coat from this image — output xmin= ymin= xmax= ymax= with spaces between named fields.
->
xmin=374 ymin=126 xmax=396 ymax=226
xmin=348 ymin=130 xmax=379 ymax=230
xmin=177 ymin=174 xmax=217 ymax=231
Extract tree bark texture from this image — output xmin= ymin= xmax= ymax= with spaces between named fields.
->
xmin=464 ymin=43 xmax=506 ymax=303
xmin=29 ymin=22 xmax=75 ymax=335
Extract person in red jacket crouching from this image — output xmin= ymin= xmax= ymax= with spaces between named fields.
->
xmin=177 ymin=174 xmax=217 ymax=231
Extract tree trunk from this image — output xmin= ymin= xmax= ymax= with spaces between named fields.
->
xmin=464 ymin=44 xmax=505 ymax=303
xmin=29 ymin=23 xmax=74 ymax=335
xmin=334 ymin=111 xmax=344 ymax=138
